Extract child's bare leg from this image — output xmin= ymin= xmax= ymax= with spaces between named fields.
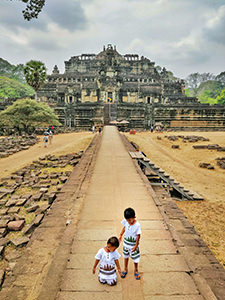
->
xmin=124 ymin=258 xmax=129 ymax=272
xmin=134 ymin=262 xmax=141 ymax=279
xmin=134 ymin=262 xmax=138 ymax=274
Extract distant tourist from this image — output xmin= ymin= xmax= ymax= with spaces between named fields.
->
xmin=92 ymin=125 xmax=96 ymax=134
xmin=48 ymin=130 xmax=53 ymax=144
xmin=150 ymin=126 xmax=154 ymax=133
xmin=43 ymin=135 xmax=48 ymax=147
xmin=93 ymin=236 xmax=122 ymax=286
xmin=119 ymin=207 xmax=141 ymax=280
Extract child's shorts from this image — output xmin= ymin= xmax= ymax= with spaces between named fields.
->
xmin=123 ymin=245 xmax=140 ymax=263
xmin=98 ymin=276 xmax=117 ymax=286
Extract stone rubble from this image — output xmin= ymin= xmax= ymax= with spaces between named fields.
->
xmin=0 ymin=151 xmax=83 ymax=288
xmin=0 ymin=135 xmax=39 ymax=158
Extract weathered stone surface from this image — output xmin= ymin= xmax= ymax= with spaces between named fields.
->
xmin=31 ymin=193 xmax=42 ymax=201
xmin=7 ymin=220 xmax=25 ymax=231
xmin=36 ymin=204 xmax=50 ymax=214
xmin=34 ymin=214 xmax=44 ymax=226
xmin=5 ymin=249 xmax=22 ymax=262
xmin=0 ymin=208 xmax=8 ymax=215
xmin=0 ymin=245 xmax=4 ymax=257
xmin=0 ymin=237 xmax=10 ymax=247
xmin=0 ymin=199 xmax=7 ymax=206
xmin=0 ymin=228 xmax=7 ymax=237
xmin=23 ymin=223 xmax=36 ymax=235
xmin=172 ymin=145 xmax=179 ymax=149
xmin=16 ymin=198 xmax=27 ymax=206
xmin=0 ymin=220 xmax=8 ymax=228
xmin=26 ymin=204 xmax=39 ymax=213
xmin=7 ymin=207 xmax=20 ymax=214
xmin=0 ymin=188 xmax=14 ymax=194
xmin=11 ymin=236 xmax=30 ymax=247
xmin=48 ymin=193 xmax=56 ymax=204
xmin=59 ymin=176 xmax=68 ymax=183
xmin=5 ymin=199 xmax=18 ymax=207
xmin=40 ymin=188 xmax=48 ymax=193
xmin=0 ymin=269 xmax=5 ymax=286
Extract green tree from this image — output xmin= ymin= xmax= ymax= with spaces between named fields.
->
xmin=0 ymin=76 xmax=34 ymax=101
xmin=10 ymin=0 xmax=45 ymax=20
xmin=0 ymin=98 xmax=61 ymax=133
xmin=216 ymin=89 xmax=225 ymax=104
xmin=24 ymin=60 xmax=47 ymax=100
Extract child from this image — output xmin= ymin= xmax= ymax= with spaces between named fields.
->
xmin=119 ymin=207 xmax=141 ymax=280
xmin=43 ymin=135 xmax=48 ymax=147
xmin=93 ymin=236 xmax=122 ymax=286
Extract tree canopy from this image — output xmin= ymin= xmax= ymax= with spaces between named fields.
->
xmin=24 ymin=60 xmax=47 ymax=99
xmin=216 ymin=89 xmax=225 ymax=104
xmin=0 ymin=76 xmax=34 ymax=101
xmin=0 ymin=98 xmax=61 ymax=133
xmin=10 ymin=0 xmax=45 ymax=20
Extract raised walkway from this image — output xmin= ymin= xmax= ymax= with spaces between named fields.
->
xmin=55 ymin=126 xmax=204 ymax=300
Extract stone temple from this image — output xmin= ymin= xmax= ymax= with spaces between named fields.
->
xmin=38 ymin=44 xmax=225 ymax=130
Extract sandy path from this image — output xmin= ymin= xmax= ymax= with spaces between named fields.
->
xmin=0 ymin=132 xmax=93 ymax=179
xmin=125 ymin=131 xmax=225 ymax=266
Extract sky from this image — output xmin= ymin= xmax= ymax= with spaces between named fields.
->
xmin=0 ymin=0 xmax=225 ymax=79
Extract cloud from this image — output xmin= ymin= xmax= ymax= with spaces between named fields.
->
xmin=204 ymin=5 xmax=225 ymax=44
xmin=0 ymin=0 xmax=225 ymax=78
xmin=44 ymin=0 xmax=87 ymax=31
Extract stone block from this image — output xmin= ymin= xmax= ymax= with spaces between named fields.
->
xmin=0 ymin=208 xmax=8 ymax=215
xmin=7 ymin=207 xmax=20 ymax=214
xmin=26 ymin=204 xmax=39 ymax=213
xmin=5 ymin=199 xmax=18 ymax=207
xmin=31 ymin=193 xmax=42 ymax=201
xmin=23 ymin=223 xmax=36 ymax=235
xmin=36 ymin=204 xmax=50 ymax=214
xmin=0 ymin=245 xmax=4 ymax=257
xmin=34 ymin=214 xmax=44 ymax=226
xmin=59 ymin=176 xmax=68 ymax=183
xmin=0 ymin=188 xmax=14 ymax=194
xmin=0 ymin=228 xmax=8 ymax=237
xmin=0 ymin=237 xmax=10 ymax=247
xmin=40 ymin=188 xmax=48 ymax=193
xmin=0 ymin=199 xmax=7 ymax=206
xmin=0 ymin=269 xmax=5 ymax=286
xmin=0 ymin=220 xmax=8 ymax=228
xmin=16 ymin=198 xmax=27 ymax=206
xmin=48 ymin=193 xmax=56 ymax=204
xmin=7 ymin=220 xmax=25 ymax=231
xmin=50 ymin=173 xmax=58 ymax=179
xmin=11 ymin=236 xmax=30 ymax=247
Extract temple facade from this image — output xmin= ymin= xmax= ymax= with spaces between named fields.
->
xmin=37 ymin=44 xmax=225 ymax=130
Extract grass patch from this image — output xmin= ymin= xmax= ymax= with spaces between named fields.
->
xmin=14 ymin=186 xmax=34 ymax=196
xmin=39 ymin=164 xmax=73 ymax=175
xmin=19 ymin=207 xmax=36 ymax=224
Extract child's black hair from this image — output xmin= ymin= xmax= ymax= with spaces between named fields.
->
xmin=124 ymin=207 xmax=135 ymax=219
xmin=107 ymin=236 xmax=119 ymax=248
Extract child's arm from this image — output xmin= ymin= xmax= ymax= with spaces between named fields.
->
xmin=92 ymin=259 xmax=100 ymax=274
xmin=119 ymin=227 xmax=125 ymax=243
xmin=131 ymin=234 xmax=141 ymax=252
xmin=115 ymin=259 xmax=122 ymax=276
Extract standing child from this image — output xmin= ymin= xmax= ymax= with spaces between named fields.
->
xmin=93 ymin=236 xmax=122 ymax=286
xmin=119 ymin=207 xmax=141 ymax=280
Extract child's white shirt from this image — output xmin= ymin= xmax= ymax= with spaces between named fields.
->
xmin=121 ymin=219 xmax=141 ymax=249
xmin=95 ymin=247 xmax=120 ymax=270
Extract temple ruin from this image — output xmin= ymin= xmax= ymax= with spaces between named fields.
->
xmin=37 ymin=44 xmax=225 ymax=130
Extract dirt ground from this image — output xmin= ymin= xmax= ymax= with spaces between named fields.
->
xmin=125 ymin=131 xmax=225 ymax=267
xmin=0 ymin=132 xmax=93 ymax=179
